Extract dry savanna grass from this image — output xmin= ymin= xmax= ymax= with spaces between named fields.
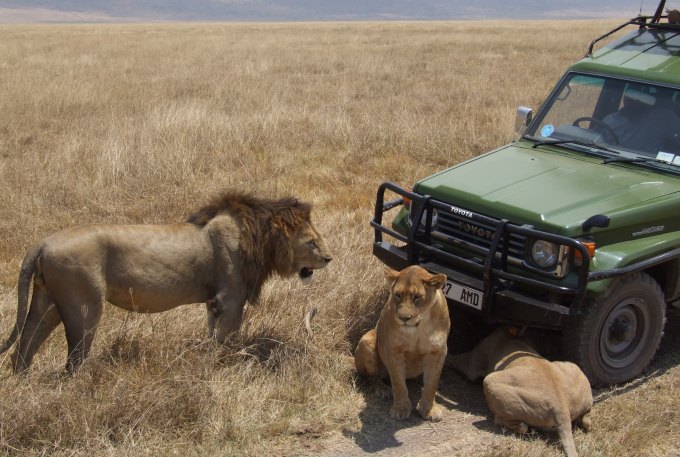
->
xmin=0 ymin=19 xmax=678 ymax=456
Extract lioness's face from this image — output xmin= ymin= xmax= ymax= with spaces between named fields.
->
xmin=292 ymin=220 xmax=333 ymax=283
xmin=386 ymin=266 xmax=447 ymax=327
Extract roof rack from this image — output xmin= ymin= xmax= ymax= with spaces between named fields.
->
xmin=584 ymin=0 xmax=680 ymax=57
xmin=585 ymin=14 xmax=680 ymax=57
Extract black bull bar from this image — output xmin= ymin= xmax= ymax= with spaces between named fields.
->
xmin=370 ymin=182 xmax=594 ymax=328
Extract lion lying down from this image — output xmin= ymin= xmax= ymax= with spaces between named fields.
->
xmin=0 ymin=191 xmax=332 ymax=373
xmin=354 ymin=266 xmax=450 ymax=421
xmin=447 ymin=327 xmax=593 ymax=457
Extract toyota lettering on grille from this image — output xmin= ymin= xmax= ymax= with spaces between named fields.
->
xmin=450 ymin=206 xmax=473 ymax=218
xmin=461 ymin=222 xmax=494 ymax=241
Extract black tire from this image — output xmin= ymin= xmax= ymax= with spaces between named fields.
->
xmin=563 ymin=272 xmax=666 ymax=386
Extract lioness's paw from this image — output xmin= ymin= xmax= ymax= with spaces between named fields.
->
xmin=495 ymin=417 xmax=528 ymax=435
xmin=417 ymin=402 xmax=443 ymax=422
xmin=389 ymin=402 xmax=411 ymax=420
xmin=374 ymin=381 xmax=392 ymax=399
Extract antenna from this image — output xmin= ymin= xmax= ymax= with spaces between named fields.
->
xmin=640 ymin=0 xmax=644 ymax=16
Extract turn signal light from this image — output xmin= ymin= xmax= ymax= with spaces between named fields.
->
xmin=574 ymin=240 xmax=596 ymax=266
xmin=402 ymin=187 xmax=413 ymax=206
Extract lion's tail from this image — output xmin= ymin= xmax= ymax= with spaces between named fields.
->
xmin=0 ymin=245 xmax=42 ymax=354
xmin=555 ymin=408 xmax=579 ymax=457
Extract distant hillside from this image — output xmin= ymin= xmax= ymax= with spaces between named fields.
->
xmin=0 ymin=0 xmax=646 ymax=23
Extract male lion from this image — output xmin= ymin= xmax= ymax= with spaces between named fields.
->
xmin=0 ymin=192 xmax=332 ymax=373
xmin=447 ymin=328 xmax=593 ymax=457
xmin=354 ymin=266 xmax=450 ymax=421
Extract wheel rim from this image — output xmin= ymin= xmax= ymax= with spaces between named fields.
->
xmin=598 ymin=298 xmax=650 ymax=369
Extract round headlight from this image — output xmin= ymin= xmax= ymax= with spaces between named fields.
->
xmin=531 ymin=240 xmax=558 ymax=269
xmin=430 ymin=209 xmax=439 ymax=227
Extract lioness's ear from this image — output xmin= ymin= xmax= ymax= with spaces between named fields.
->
xmin=426 ymin=273 xmax=447 ymax=290
xmin=385 ymin=268 xmax=400 ymax=283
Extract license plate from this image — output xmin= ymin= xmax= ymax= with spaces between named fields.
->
xmin=443 ymin=280 xmax=483 ymax=310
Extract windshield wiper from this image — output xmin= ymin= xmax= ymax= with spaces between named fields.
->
xmin=529 ymin=137 xmax=679 ymax=168
xmin=532 ymin=139 xmax=581 ymax=148
xmin=531 ymin=138 xmax=619 ymax=154
xmin=602 ymin=156 xmax=676 ymax=165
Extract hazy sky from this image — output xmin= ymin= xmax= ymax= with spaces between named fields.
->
xmin=0 ymin=0 xmax=661 ymax=23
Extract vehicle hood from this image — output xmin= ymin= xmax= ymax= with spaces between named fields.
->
xmin=415 ymin=143 xmax=680 ymax=236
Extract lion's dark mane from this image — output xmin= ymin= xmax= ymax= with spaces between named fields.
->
xmin=187 ymin=191 xmax=313 ymax=302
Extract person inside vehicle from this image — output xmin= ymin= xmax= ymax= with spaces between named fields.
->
xmin=599 ymin=85 xmax=680 ymax=155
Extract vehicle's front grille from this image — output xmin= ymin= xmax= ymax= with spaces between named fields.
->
xmin=433 ymin=211 xmax=527 ymax=259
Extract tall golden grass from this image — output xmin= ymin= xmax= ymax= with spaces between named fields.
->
xmin=0 ymin=20 xmax=678 ymax=456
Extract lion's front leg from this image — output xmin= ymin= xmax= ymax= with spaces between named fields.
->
xmin=206 ymin=300 xmax=218 ymax=339
xmin=417 ymin=352 xmax=446 ymax=422
xmin=384 ymin=357 xmax=411 ymax=420
xmin=207 ymin=291 xmax=246 ymax=344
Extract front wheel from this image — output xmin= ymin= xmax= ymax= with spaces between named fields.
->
xmin=563 ymin=272 xmax=666 ymax=386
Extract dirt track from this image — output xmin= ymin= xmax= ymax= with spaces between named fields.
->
xmin=324 ymin=368 xmax=497 ymax=457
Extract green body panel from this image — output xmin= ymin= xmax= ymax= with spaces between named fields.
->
xmin=587 ymin=231 xmax=680 ymax=296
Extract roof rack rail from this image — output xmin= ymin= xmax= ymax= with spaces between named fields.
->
xmin=585 ymin=13 xmax=680 ymax=57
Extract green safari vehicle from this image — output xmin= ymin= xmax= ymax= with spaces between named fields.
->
xmin=371 ymin=1 xmax=680 ymax=386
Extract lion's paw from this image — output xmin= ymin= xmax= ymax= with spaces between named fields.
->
xmin=417 ymin=402 xmax=443 ymax=422
xmin=389 ymin=402 xmax=411 ymax=420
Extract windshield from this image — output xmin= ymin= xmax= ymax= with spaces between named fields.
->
xmin=526 ymin=73 xmax=680 ymax=164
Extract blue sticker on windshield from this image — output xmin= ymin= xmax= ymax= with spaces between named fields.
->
xmin=540 ymin=124 xmax=554 ymax=137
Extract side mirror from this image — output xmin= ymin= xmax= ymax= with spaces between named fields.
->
xmin=515 ymin=106 xmax=533 ymax=135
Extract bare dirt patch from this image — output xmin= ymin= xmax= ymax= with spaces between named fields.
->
xmin=324 ymin=370 xmax=494 ymax=457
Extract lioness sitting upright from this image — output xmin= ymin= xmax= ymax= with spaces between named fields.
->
xmin=354 ymin=266 xmax=450 ymax=421
xmin=447 ymin=328 xmax=593 ymax=457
